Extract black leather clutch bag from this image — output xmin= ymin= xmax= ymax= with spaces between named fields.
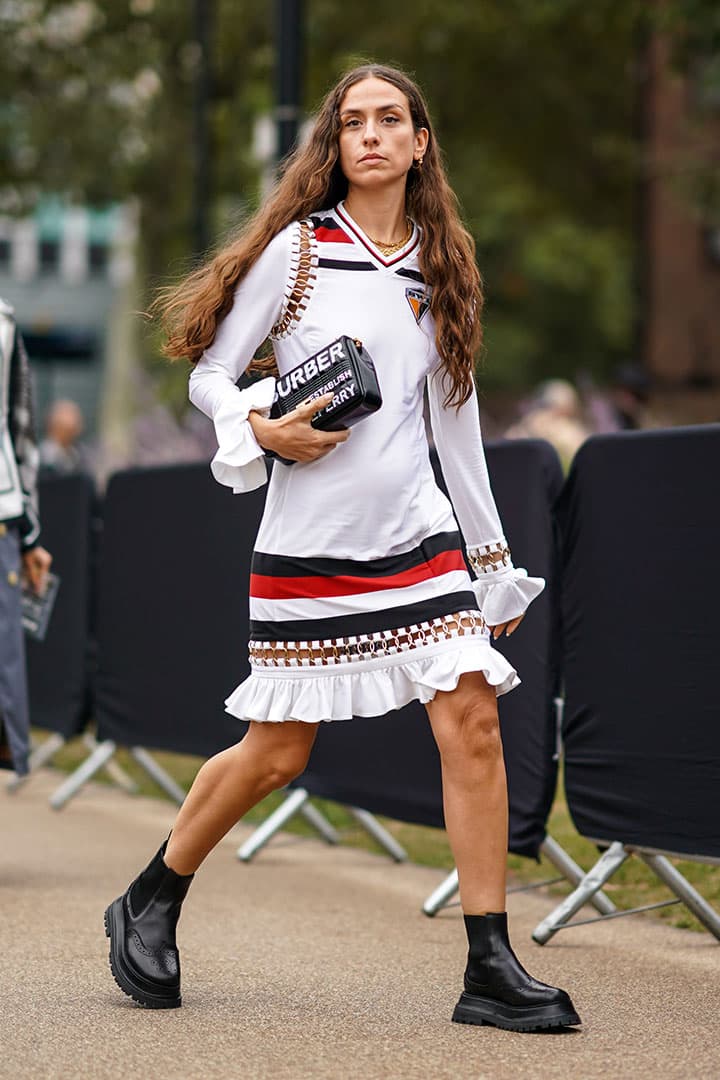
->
xmin=266 ymin=336 xmax=382 ymax=463
xmin=270 ymin=336 xmax=381 ymax=429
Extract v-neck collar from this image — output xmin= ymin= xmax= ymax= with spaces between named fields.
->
xmin=335 ymin=201 xmax=419 ymax=269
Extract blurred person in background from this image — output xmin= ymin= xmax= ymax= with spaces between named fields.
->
xmin=39 ymin=398 xmax=87 ymax=473
xmin=586 ymin=363 xmax=652 ymax=434
xmin=0 ymin=299 xmax=52 ymax=775
xmin=104 ymin=64 xmax=580 ymax=1033
xmin=607 ymin=364 xmax=651 ymax=430
xmin=505 ymin=378 xmax=590 ymax=469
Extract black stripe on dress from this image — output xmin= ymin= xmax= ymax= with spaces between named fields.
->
xmin=318 ymin=258 xmax=377 ymax=271
xmin=251 ymin=531 xmax=463 ymax=579
xmin=309 ymin=214 xmax=340 ymax=230
xmin=395 ymin=267 xmax=425 ymax=284
xmin=249 ymin=590 xmax=480 ymax=642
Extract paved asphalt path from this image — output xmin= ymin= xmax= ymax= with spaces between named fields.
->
xmin=2 ymin=770 xmax=719 ymax=1080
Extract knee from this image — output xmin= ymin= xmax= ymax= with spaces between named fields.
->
xmin=436 ymin=700 xmax=503 ymax=772
xmin=258 ymin=743 xmax=312 ymax=792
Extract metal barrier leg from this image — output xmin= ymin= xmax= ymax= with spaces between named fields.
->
xmin=238 ymin=788 xmax=340 ymax=862
xmin=128 ymin=747 xmax=186 ymax=806
xmin=299 ymin=799 xmax=343 ymax=844
xmin=423 ymin=868 xmax=460 ymax=916
xmin=640 ymin=852 xmax=720 ymax=942
xmin=240 ymin=794 xmax=406 ymax=864
xmin=82 ymin=733 xmax=138 ymax=794
xmin=49 ymin=742 xmax=184 ymax=810
xmin=532 ymin=841 xmax=630 ymax=944
xmin=541 ymin=835 xmax=616 ymax=916
xmin=347 ymin=807 xmax=408 ymax=862
xmin=6 ymin=732 xmax=66 ymax=792
xmin=422 ymin=836 xmax=618 ymax=919
xmin=9 ymin=732 xmax=139 ymax=797
xmin=49 ymin=740 xmax=119 ymax=810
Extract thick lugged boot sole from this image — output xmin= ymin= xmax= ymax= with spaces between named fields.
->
xmin=104 ymin=899 xmax=181 ymax=1009
xmin=452 ymin=991 xmax=581 ymax=1032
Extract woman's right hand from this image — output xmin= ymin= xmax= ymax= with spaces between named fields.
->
xmin=248 ymin=392 xmax=350 ymax=463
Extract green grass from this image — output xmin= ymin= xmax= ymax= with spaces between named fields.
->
xmin=39 ymin=729 xmax=720 ymax=933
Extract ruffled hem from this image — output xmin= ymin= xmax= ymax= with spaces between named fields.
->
xmin=224 ymin=641 xmax=519 ymax=723
xmin=472 ymin=568 xmax=545 ymax=625
xmin=210 ymin=376 xmax=276 ymax=494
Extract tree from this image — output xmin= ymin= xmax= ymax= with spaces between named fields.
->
xmin=1 ymin=0 xmax=716 ymax=392
xmin=0 ymin=0 xmax=272 ymax=279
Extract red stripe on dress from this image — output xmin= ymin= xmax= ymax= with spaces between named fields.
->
xmin=314 ymin=225 xmax=353 ymax=244
xmin=249 ymin=549 xmax=466 ymax=600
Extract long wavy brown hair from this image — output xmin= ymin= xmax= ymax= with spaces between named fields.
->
xmin=156 ymin=64 xmax=483 ymax=407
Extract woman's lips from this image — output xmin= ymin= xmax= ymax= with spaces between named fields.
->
xmin=360 ymin=154 xmax=384 ymax=162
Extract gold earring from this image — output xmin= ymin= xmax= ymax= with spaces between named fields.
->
xmin=413 ymin=156 xmax=424 ymax=171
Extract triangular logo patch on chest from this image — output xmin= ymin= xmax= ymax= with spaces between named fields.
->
xmin=405 ymin=286 xmax=430 ymax=325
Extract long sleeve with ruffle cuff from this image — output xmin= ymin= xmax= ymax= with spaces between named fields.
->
xmin=427 ymin=368 xmax=545 ymax=625
xmin=187 ymin=223 xmax=297 ymax=494
xmin=467 ymin=538 xmax=545 ymax=625
xmin=209 ymin=377 xmax=276 ymax=493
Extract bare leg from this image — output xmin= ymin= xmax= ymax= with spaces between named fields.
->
xmin=105 ymin=720 xmax=319 ymax=1009
xmin=425 ymin=670 xmax=508 ymax=914
xmin=164 ymin=720 xmax=319 ymax=875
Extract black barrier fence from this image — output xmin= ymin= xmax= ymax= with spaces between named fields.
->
xmin=86 ymin=441 xmax=563 ymax=863
xmin=473 ymin=438 xmax=564 ymax=857
xmin=94 ymin=464 xmax=258 ymax=758
xmin=35 ymin=441 xmax=563 ymax=865
xmin=560 ymin=426 xmax=720 ymax=860
xmin=295 ymin=440 xmax=564 ymax=860
xmin=26 ymin=470 xmax=96 ymax=739
xmin=27 ymin=429 xmax=720 ymax=933
xmin=530 ymin=426 xmax=720 ymax=943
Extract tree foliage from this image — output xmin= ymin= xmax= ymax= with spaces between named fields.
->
xmin=0 ymin=0 xmax=716 ymax=389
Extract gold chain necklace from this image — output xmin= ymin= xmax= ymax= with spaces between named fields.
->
xmin=366 ymin=218 xmax=413 ymax=257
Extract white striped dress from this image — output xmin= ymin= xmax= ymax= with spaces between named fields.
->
xmin=189 ymin=202 xmax=544 ymax=723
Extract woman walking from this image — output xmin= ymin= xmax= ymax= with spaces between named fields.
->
xmin=105 ymin=64 xmax=581 ymax=1032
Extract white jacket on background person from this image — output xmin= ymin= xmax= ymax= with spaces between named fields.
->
xmin=0 ymin=298 xmax=40 ymax=546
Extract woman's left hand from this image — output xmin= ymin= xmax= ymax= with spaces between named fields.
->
xmin=489 ymin=614 xmax=524 ymax=639
xmin=21 ymin=545 xmax=52 ymax=595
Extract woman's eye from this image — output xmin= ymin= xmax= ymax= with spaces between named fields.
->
xmin=344 ymin=119 xmax=360 ymax=128
xmin=383 ymin=115 xmax=399 ymax=123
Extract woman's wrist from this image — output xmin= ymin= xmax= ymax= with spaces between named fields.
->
xmin=248 ymin=409 xmax=275 ymax=452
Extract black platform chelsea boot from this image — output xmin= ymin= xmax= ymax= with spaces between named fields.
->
xmin=452 ymin=912 xmax=581 ymax=1032
xmin=104 ymin=838 xmax=194 ymax=1009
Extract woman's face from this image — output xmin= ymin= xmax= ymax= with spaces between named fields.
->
xmin=337 ymin=77 xmax=428 ymax=192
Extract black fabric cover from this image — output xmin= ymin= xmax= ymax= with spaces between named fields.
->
xmin=299 ymin=439 xmax=564 ymax=859
xmin=94 ymin=464 xmax=260 ymax=756
xmin=26 ymin=471 xmax=95 ymax=738
xmin=560 ymin=427 xmax=720 ymax=859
